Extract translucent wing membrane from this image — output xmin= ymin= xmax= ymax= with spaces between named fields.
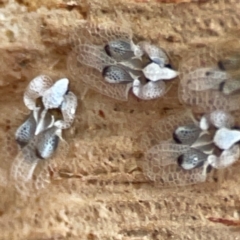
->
xmin=210 ymin=145 xmax=240 ymax=169
xmin=103 ymin=65 xmax=134 ymax=84
xmin=146 ymin=143 xmax=191 ymax=167
xmin=68 ymin=21 xmax=177 ymax=101
xmin=179 ymin=41 xmax=240 ymax=111
xmin=71 ymin=21 xmax=133 ymax=47
xmin=11 ymin=127 xmax=68 ymax=195
xmin=11 ymin=139 xmax=39 ymax=183
xmin=34 ymin=109 xmax=55 ymax=136
xmin=23 ymin=75 xmax=53 ymax=110
xmin=184 ymin=68 xmax=227 ymax=91
xmin=67 ymin=47 xmax=132 ymax=101
xmin=143 ymin=144 xmax=208 ymax=186
xmin=208 ymin=110 xmax=234 ymax=128
xmin=178 ymin=148 xmax=208 ymax=170
xmin=214 ymin=128 xmax=240 ymax=150
xmin=77 ymin=44 xmax=116 ymax=72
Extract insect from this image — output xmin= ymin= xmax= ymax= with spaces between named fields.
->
xmin=67 ymin=21 xmax=178 ymax=101
xmin=178 ymin=36 xmax=240 ymax=111
xmin=11 ymin=75 xmax=77 ymax=194
xmin=140 ymin=110 xmax=240 ymax=186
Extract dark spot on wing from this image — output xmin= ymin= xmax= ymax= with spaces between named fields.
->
xmin=177 ymin=154 xmax=184 ymax=167
xmin=219 ymin=81 xmax=225 ymax=92
xmin=173 ymin=132 xmax=182 ymax=144
xmin=218 ymin=60 xmax=226 ymax=71
xmin=102 ymin=66 xmax=109 ymax=77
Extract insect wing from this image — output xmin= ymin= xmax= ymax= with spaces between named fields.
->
xmin=209 ymin=110 xmax=234 ymax=128
xmin=210 ymin=145 xmax=240 ymax=169
xmin=34 ymin=109 xmax=55 ymax=135
xmin=71 ymin=21 xmax=133 ymax=46
xmin=140 ymin=110 xmax=194 ymax=151
xmin=67 ymin=47 xmax=132 ymax=101
xmin=103 ymin=65 xmax=134 ymax=84
xmin=15 ymin=111 xmax=37 ymax=148
xmin=143 ymin=143 xmax=207 ymax=186
xmin=222 ymin=79 xmax=240 ymax=95
xmin=36 ymin=127 xmax=60 ymax=159
xmin=145 ymin=143 xmax=191 ymax=167
xmin=77 ymin=44 xmax=116 ymax=72
xmin=105 ymin=39 xmax=135 ymax=62
xmin=178 ymin=148 xmax=208 ymax=170
xmin=132 ymin=79 xmax=166 ymax=100
xmin=137 ymin=41 xmax=169 ymax=66
xmin=183 ymin=68 xmax=227 ymax=91
xmin=55 ymin=91 xmax=78 ymax=129
xmin=173 ymin=124 xmax=201 ymax=145
xmin=11 ymin=138 xmax=39 ymax=185
xmin=0 ymin=168 xmax=7 ymax=187
xmin=214 ymin=128 xmax=240 ymax=150
xmin=23 ymin=75 xmax=53 ymax=110
xmin=179 ymin=45 xmax=240 ymax=111
xmin=42 ymin=78 xmax=69 ymax=109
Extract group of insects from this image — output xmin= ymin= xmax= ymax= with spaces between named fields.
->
xmin=12 ymin=75 xmax=77 ymax=192
xmin=3 ymin=20 xmax=240 ymax=193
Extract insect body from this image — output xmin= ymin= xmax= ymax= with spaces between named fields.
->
xmin=15 ymin=110 xmax=39 ymax=148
